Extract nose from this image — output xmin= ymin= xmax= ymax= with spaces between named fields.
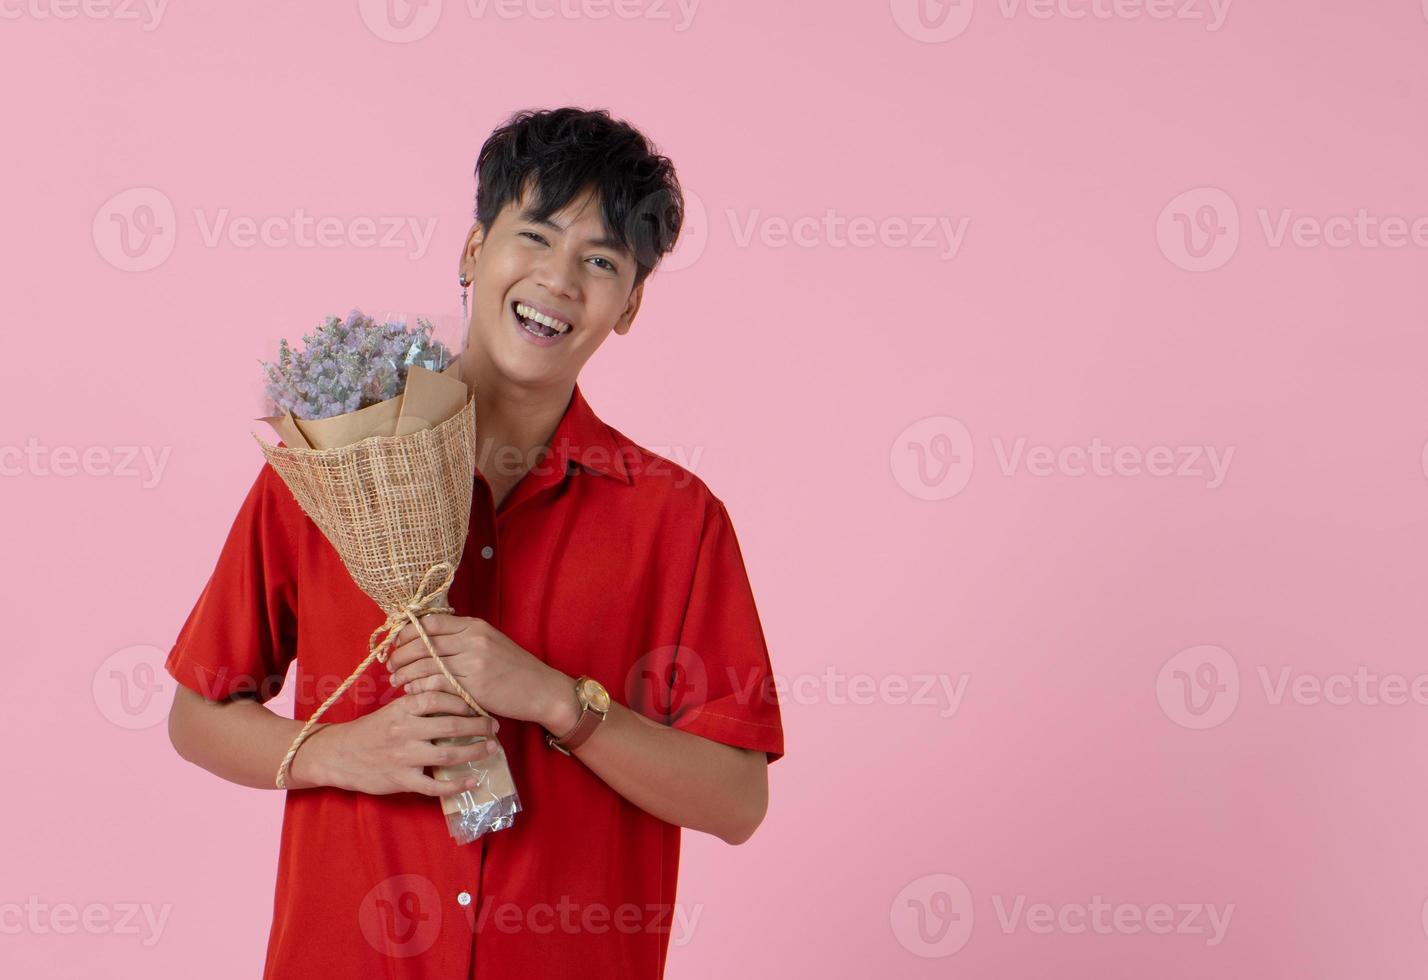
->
xmin=534 ymin=244 xmax=580 ymax=301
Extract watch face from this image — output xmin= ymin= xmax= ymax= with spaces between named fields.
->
xmin=581 ymin=678 xmax=611 ymax=712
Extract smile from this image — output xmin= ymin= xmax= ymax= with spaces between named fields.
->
xmin=512 ymin=301 xmax=573 ymax=338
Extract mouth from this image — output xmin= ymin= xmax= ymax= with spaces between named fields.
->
xmin=510 ymin=300 xmax=574 ymax=340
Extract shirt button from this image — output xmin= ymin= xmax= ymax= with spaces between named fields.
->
xmin=480 ymin=546 xmax=494 ymax=559
xmin=457 ymin=891 xmax=472 ymax=907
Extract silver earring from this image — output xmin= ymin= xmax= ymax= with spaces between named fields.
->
xmin=459 ymin=273 xmax=470 ymax=319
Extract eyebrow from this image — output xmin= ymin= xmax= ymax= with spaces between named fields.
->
xmin=518 ymin=209 xmax=632 ymax=255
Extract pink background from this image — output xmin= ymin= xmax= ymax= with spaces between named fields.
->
xmin=5 ymin=0 xmax=1428 ymax=976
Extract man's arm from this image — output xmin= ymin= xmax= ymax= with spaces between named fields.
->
xmin=533 ymin=670 xmax=770 ymax=846
xmin=168 ymin=685 xmax=498 ymax=797
xmin=168 ymin=685 xmax=328 ymax=790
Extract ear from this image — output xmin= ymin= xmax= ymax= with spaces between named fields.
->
xmin=458 ymin=221 xmax=485 ymax=283
xmin=613 ymin=282 xmax=644 ymax=337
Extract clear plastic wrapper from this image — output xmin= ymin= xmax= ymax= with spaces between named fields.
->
xmin=438 ymin=739 xmax=523 ymax=843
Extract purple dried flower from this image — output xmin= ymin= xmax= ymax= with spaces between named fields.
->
xmin=259 ymin=309 xmax=452 ymax=420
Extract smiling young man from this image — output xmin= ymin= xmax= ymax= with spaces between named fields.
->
xmin=164 ymin=107 xmax=785 ymax=979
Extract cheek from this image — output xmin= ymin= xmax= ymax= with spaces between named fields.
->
xmin=474 ymin=251 xmax=527 ymax=303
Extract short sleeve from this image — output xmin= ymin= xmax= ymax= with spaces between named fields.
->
xmin=664 ymin=497 xmax=785 ymax=764
xmin=165 ymin=461 xmax=300 ymax=704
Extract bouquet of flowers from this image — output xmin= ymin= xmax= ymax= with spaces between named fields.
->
xmin=253 ymin=309 xmax=521 ymax=844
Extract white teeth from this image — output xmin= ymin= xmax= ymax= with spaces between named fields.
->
xmin=515 ymin=303 xmax=571 ymax=334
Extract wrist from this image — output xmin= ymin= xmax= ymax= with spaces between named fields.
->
xmin=286 ymin=722 xmax=334 ymax=790
xmin=541 ymin=670 xmax=581 ymax=735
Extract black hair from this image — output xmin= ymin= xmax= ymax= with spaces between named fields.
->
xmin=473 ymin=107 xmax=684 ymax=290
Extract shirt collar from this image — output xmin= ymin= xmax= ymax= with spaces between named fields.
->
xmin=545 ymin=382 xmax=634 ymax=485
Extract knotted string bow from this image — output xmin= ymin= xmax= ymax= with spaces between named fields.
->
xmin=275 ymin=561 xmax=494 ymax=789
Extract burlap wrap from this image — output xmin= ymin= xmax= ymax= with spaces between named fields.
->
xmin=250 ymin=396 xmax=501 ymax=797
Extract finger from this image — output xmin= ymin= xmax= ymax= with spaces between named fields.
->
xmin=388 ymin=655 xmax=446 ymax=689
xmin=416 ymin=735 xmax=501 ymax=769
xmin=393 ymin=613 xmax=466 ymax=648
xmin=385 ymin=632 xmax=455 ymax=673
xmin=401 ymin=674 xmax=456 ymax=697
xmin=400 ymin=689 xmax=480 ymax=719
xmin=411 ymin=713 xmax=499 ymax=744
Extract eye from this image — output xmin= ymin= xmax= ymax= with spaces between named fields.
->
xmin=519 ymin=230 xmax=548 ymax=245
xmin=588 ymin=256 xmax=616 ymax=272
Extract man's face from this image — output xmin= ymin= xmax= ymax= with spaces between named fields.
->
xmin=459 ymin=183 xmax=642 ymax=389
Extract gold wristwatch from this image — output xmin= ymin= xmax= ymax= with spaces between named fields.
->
xmin=545 ymin=676 xmax=610 ymax=755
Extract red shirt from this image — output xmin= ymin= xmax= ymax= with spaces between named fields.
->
xmin=165 ymin=382 xmax=785 ymax=979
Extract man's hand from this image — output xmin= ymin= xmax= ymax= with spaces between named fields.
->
xmin=295 ymin=690 xmax=500 ymax=797
xmin=384 ymin=614 xmax=575 ymax=731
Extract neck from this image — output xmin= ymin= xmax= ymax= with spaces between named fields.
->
xmin=460 ymin=356 xmax=573 ymax=486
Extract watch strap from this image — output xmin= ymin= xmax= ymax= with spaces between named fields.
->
xmin=546 ymin=676 xmax=607 ymax=755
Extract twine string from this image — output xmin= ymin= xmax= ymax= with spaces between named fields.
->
xmin=274 ymin=561 xmax=492 ymax=789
